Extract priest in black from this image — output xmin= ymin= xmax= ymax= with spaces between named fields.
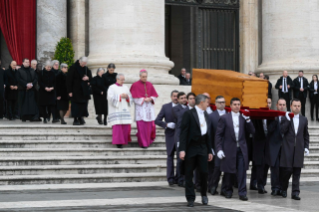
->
xmin=275 ymin=70 xmax=293 ymax=111
xmin=5 ymin=61 xmax=18 ymax=120
xmin=67 ymin=57 xmax=92 ymax=125
xmin=280 ymin=99 xmax=309 ymax=200
xmin=51 ymin=60 xmax=62 ymax=121
xmin=38 ymin=61 xmax=56 ymax=124
xmin=92 ymin=68 xmax=107 ymax=125
xmin=16 ymin=58 xmax=38 ymax=122
xmin=102 ymin=63 xmax=117 ymax=125
xmin=309 ymin=74 xmax=319 ymax=121
xmin=30 ymin=59 xmax=41 ymax=122
xmin=292 ymin=70 xmax=309 ymax=116
xmin=179 ymin=94 xmax=213 ymax=207
xmin=56 ymin=63 xmax=69 ymax=125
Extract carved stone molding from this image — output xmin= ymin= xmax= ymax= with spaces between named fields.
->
xmin=166 ymin=0 xmax=239 ymax=7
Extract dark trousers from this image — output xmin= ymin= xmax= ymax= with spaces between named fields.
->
xmin=250 ymin=163 xmax=257 ymax=188
xmin=166 ymin=143 xmax=176 ymax=183
xmin=176 ymin=143 xmax=184 ymax=184
xmin=185 ymin=154 xmax=208 ymax=201
xmin=208 ymin=162 xmax=226 ymax=192
xmin=298 ymin=93 xmax=306 ymax=116
xmin=280 ymin=167 xmax=301 ymax=196
xmin=281 ymin=93 xmax=291 ymax=111
xmin=271 ymin=154 xmax=281 ymax=191
xmin=256 ymin=164 xmax=269 ymax=189
xmin=6 ymin=100 xmax=17 ymax=119
xmin=40 ymin=105 xmax=56 ymax=119
xmin=310 ymin=94 xmax=319 ymax=120
xmin=225 ymin=148 xmax=247 ymax=196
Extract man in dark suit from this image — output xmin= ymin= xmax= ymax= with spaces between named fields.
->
xmin=292 ymin=70 xmax=309 ymax=116
xmin=275 ymin=70 xmax=293 ymax=111
xmin=172 ymin=92 xmax=188 ymax=187
xmin=155 ymin=90 xmax=179 ymax=186
xmin=251 ymin=98 xmax=272 ymax=194
xmin=181 ymin=73 xmax=192 ymax=86
xmin=280 ymin=98 xmax=309 ymax=200
xmin=267 ymin=98 xmax=287 ymax=196
xmin=265 ymin=75 xmax=272 ymax=99
xmin=179 ymin=94 xmax=213 ymax=207
xmin=208 ymin=95 xmax=227 ymax=195
xmin=215 ymin=98 xmax=255 ymax=201
xmin=177 ymin=68 xmax=186 ymax=85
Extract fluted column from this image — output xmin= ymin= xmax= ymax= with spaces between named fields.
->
xmin=88 ymin=0 xmax=177 ymax=85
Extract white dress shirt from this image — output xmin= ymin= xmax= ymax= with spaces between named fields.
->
xmin=231 ymin=111 xmax=240 ymax=147
xmin=299 ymin=77 xmax=303 ymax=89
xmin=172 ymin=103 xmax=178 ymax=107
xmin=282 ymin=77 xmax=288 ymax=93
xmin=181 ymin=104 xmax=187 ymax=109
xmin=293 ymin=114 xmax=300 ymax=135
xmin=217 ymin=109 xmax=226 ymax=116
xmin=206 ymin=107 xmax=213 ymax=114
xmin=195 ymin=106 xmax=207 ymax=135
xmin=188 ymin=105 xmax=193 ymax=110
xmin=263 ymin=119 xmax=268 ymax=135
xmin=315 ymin=82 xmax=318 ymax=94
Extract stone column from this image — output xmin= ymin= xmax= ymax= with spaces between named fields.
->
xmin=69 ymin=0 xmax=86 ymax=60
xmin=37 ymin=0 xmax=67 ymax=64
xmin=88 ymin=0 xmax=177 ymax=85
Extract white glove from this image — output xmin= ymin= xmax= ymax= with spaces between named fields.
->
xmin=242 ymin=114 xmax=250 ymax=120
xmin=285 ymin=112 xmax=291 ymax=121
xmin=305 ymin=148 xmax=310 ymax=156
xmin=167 ymin=122 xmax=176 ymax=129
xmin=217 ymin=150 xmax=225 ymax=159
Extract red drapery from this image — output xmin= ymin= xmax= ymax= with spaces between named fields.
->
xmin=0 ymin=0 xmax=36 ymax=65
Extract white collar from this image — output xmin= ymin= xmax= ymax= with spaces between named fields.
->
xmin=188 ymin=105 xmax=193 ymax=109
xmin=181 ymin=104 xmax=187 ymax=108
xmin=195 ymin=106 xmax=205 ymax=114
xmin=231 ymin=111 xmax=240 ymax=117
xmin=293 ymin=114 xmax=300 ymax=119
xmin=172 ymin=102 xmax=178 ymax=107
xmin=217 ymin=109 xmax=225 ymax=113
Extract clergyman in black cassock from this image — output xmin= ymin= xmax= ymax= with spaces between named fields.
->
xmin=280 ymin=99 xmax=309 ymax=200
xmin=5 ymin=61 xmax=18 ymax=120
xmin=16 ymin=59 xmax=38 ymax=121
xmin=179 ymin=94 xmax=213 ymax=207
xmin=292 ymin=70 xmax=309 ymax=116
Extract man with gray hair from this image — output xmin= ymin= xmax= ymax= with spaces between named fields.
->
xmin=179 ymin=94 xmax=213 ymax=207
xmin=50 ymin=60 xmax=62 ymax=122
xmin=67 ymin=56 xmax=92 ymax=125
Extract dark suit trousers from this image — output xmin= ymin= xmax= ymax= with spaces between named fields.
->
xmin=176 ymin=143 xmax=184 ymax=183
xmin=271 ymin=153 xmax=281 ymax=191
xmin=6 ymin=100 xmax=17 ymax=119
xmin=224 ymin=148 xmax=247 ymax=196
xmin=256 ymin=164 xmax=269 ymax=189
xmin=185 ymin=154 xmax=208 ymax=201
xmin=280 ymin=167 xmax=301 ymax=195
xmin=166 ymin=143 xmax=176 ymax=183
xmin=310 ymin=94 xmax=319 ymax=120
xmin=250 ymin=163 xmax=257 ymax=188
xmin=281 ymin=93 xmax=290 ymax=111
xmin=208 ymin=157 xmax=226 ymax=192
xmin=298 ymin=93 xmax=306 ymax=116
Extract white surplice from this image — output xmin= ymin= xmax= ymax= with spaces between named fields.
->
xmin=133 ymin=97 xmax=157 ymax=122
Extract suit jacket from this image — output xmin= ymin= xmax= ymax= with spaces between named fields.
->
xmin=215 ymin=113 xmax=255 ymax=173
xmin=172 ymin=104 xmax=188 ymax=145
xmin=275 ymin=76 xmax=293 ymax=99
xmin=179 ymin=108 xmax=213 ymax=156
xmin=209 ymin=111 xmax=221 ymax=150
xmin=308 ymin=80 xmax=318 ymax=99
xmin=177 ymin=74 xmax=186 ymax=85
xmin=267 ymin=117 xmax=284 ymax=167
xmin=268 ymin=81 xmax=273 ymax=99
xmin=293 ymin=76 xmax=309 ymax=98
xmin=252 ymin=119 xmax=268 ymax=165
xmin=181 ymin=79 xmax=192 ymax=86
xmin=155 ymin=102 xmax=176 ymax=155
xmin=280 ymin=115 xmax=309 ymax=168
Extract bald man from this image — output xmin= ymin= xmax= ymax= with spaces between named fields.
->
xmin=275 ymin=71 xmax=293 ymax=111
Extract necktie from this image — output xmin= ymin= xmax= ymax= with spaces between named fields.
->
xmin=284 ymin=78 xmax=287 ymax=92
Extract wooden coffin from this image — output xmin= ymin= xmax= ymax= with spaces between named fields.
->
xmin=192 ymin=69 xmax=268 ymax=108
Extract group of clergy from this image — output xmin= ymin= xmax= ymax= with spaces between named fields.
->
xmin=155 ymin=90 xmax=309 ymax=207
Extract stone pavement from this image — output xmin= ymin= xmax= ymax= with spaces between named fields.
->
xmin=0 ymin=180 xmax=317 ymax=211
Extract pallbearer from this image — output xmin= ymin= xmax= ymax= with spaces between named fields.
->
xmin=107 ymin=74 xmax=133 ymax=148
xmin=130 ymin=70 xmax=158 ymax=148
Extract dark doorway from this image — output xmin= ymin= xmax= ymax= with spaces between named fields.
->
xmin=165 ymin=0 xmax=239 ymax=76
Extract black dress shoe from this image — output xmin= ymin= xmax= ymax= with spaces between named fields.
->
xmin=202 ymin=196 xmax=208 ymax=205
xmin=239 ymin=195 xmax=248 ymax=201
xmin=187 ymin=201 xmax=194 ymax=207
xmin=292 ymin=194 xmax=301 ymax=200
xmin=281 ymin=190 xmax=287 ymax=198
xmin=250 ymin=185 xmax=258 ymax=191
xmin=43 ymin=118 xmax=47 ymax=124
xmin=209 ymin=187 xmax=219 ymax=195
xmin=73 ymin=120 xmax=81 ymax=126
xmin=168 ymin=181 xmax=174 ymax=186
xmin=116 ymin=144 xmax=123 ymax=149
xmin=221 ymin=191 xmax=232 ymax=199
xmin=271 ymin=190 xmax=279 ymax=196
xmin=79 ymin=117 xmax=85 ymax=125
xmin=52 ymin=119 xmax=59 ymax=123
xmin=178 ymin=181 xmax=185 ymax=187
xmin=258 ymin=188 xmax=267 ymax=194
xmin=96 ymin=117 xmax=103 ymax=125
xmin=61 ymin=119 xmax=67 ymax=125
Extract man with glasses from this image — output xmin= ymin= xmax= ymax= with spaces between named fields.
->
xmin=208 ymin=95 xmax=227 ymax=195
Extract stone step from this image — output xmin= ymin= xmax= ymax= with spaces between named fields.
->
xmin=0 ymin=169 xmax=318 ymax=185
xmin=0 ymin=164 xmax=166 ymax=176
xmin=0 ymin=156 xmax=168 ymax=166
xmin=0 ymin=140 xmax=166 ymax=148
xmin=0 ymin=148 xmax=167 ymax=157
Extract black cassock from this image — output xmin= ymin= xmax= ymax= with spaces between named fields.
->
xmin=102 ymin=71 xmax=117 ymax=115
xmin=66 ymin=60 xmax=92 ymax=117
xmin=16 ymin=65 xmax=38 ymax=119
xmin=0 ymin=68 xmax=6 ymax=118
xmin=91 ymin=76 xmax=107 ymax=115
xmin=56 ymin=71 xmax=69 ymax=111
xmin=5 ymin=67 xmax=18 ymax=119
xmin=38 ymin=69 xmax=56 ymax=106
